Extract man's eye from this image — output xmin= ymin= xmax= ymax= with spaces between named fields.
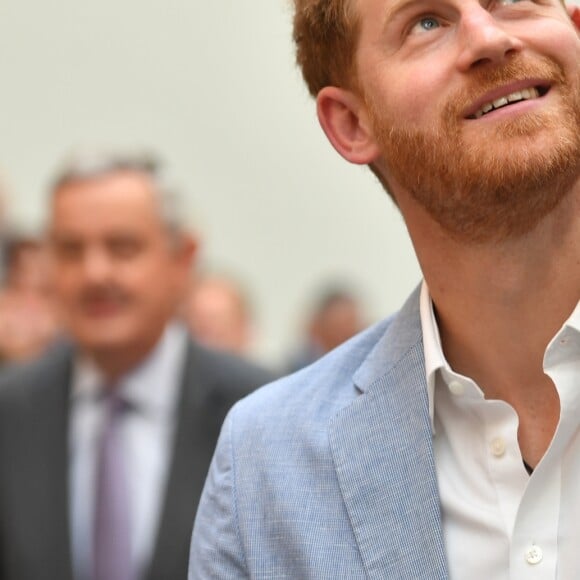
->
xmin=111 ymin=241 xmax=140 ymax=258
xmin=410 ymin=16 xmax=441 ymax=34
xmin=54 ymin=242 xmax=82 ymax=260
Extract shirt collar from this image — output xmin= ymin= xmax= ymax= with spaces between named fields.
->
xmin=71 ymin=356 xmax=103 ymax=403
xmin=71 ymin=322 xmax=189 ymax=418
xmin=544 ymin=300 xmax=580 ymax=367
xmin=563 ymin=300 xmax=580 ymax=334
xmin=420 ymin=280 xmax=580 ymax=433
xmin=419 ymin=280 xmax=444 ymax=433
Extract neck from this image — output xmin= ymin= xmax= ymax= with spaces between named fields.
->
xmin=405 ymin=181 xmax=580 ymax=467
xmin=409 ymin=183 xmax=580 ymax=376
xmin=83 ymin=330 xmax=166 ymax=384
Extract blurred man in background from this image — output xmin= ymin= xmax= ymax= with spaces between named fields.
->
xmin=184 ymin=271 xmax=253 ymax=357
xmin=0 ymin=152 xmax=272 ymax=580
xmin=0 ymin=176 xmax=9 ymax=282
xmin=286 ymin=284 xmax=365 ymax=372
xmin=0 ymin=233 xmax=60 ymax=364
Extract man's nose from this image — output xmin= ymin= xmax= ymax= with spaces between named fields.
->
xmin=455 ymin=5 xmax=524 ymax=72
xmin=82 ymin=249 xmax=113 ymax=283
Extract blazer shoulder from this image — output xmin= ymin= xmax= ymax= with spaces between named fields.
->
xmin=230 ymin=316 xmax=396 ymax=433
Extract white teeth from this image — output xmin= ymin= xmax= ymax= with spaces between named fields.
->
xmin=507 ymin=91 xmax=523 ymax=103
xmin=492 ymin=96 xmax=509 ymax=108
xmin=472 ymin=87 xmax=541 ymax=119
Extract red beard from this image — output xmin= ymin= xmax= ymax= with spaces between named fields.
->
xmin=367 ymin=55 xmax=580 ymax=243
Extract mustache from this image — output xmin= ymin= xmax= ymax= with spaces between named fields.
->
xmin=77 ymin=285 xmax=131 ymax=307
xmin=445 ymin=54 xmax=567 ymax=119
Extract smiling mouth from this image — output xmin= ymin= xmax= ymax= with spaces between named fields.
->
xmin=467 ymin=85 xmax=550 ymax=119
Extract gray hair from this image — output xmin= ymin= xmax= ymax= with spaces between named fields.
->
xmin=50 ymin=150 xmax=188 ymax=241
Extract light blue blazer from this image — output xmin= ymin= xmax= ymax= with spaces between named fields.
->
xmin=189 ymin=288 xmax=449 ymax=579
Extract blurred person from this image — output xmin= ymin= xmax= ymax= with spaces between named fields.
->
xmin=184 ymin=271 xmax=253 ymax=356
xmin=0 ymin=176 xmax=10 ymax=282
xmin=4 ymin=235 xmax=50 ymax=293
xmin=0 ymin=233 xmax=60 ymax=364
xmin=287 ymin=285 xmax=365 ymax=371
xmin=0 ymin=151 xmax=272 ymax=580
xmin=191 ymin=2 xmax=580 ymax=579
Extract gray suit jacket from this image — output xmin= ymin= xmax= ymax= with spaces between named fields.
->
xmin=0 ymin=335 xmax=273 ymax=580
xmin=189 ymin=288 xmax=449 ymax=579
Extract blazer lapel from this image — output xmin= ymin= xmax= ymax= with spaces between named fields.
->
xmin=329 ymin=289 xmax=449 ymax=579
xmin=147 ymin=341 xmax=222 ymax=580
xmin=32 ymin=345 xmax=73 ymax=580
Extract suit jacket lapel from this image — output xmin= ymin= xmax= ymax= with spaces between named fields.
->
xmin=329 ymin=289 xmax=449 ymax=579
xmin=32 ymin=345 xmax=74 ymax=580
xmin=147 ymin=341 xmax=221 ymax=580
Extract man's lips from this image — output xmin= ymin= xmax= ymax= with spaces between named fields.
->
xmin=463 ymin=79 xmax=551 ymax=120
xmin=81 ymin=299 xmax=126 ymax=317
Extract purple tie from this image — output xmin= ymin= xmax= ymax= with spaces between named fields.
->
xmin=93 ymin=393 xmax=134 ymax=580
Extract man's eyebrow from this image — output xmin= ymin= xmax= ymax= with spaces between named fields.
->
xmin=50 ymin=232 xmax=77 ymax=241
xmin=382 ymin=0 xmax=423 ymax=28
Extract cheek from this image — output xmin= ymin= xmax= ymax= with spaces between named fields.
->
xmin=368 ymin=66 xmax=450 ymax=128
xmin=52 ymin=269 xmax=81 ymax=297
xmin=524 ymin=21 xmax=580 ymax=65
xmin=136 ymin=263 xmax=182 ymax=300
xmin=553 ymin=46 xmax=579 ymax=78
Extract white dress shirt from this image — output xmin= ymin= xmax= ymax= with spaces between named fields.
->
xmin=420 ymin=282 xmax=580 ymax=579
xmin=69 ymin=323 xmax=188 ymax=580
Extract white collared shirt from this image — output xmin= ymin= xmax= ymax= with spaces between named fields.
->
xmin=69 ymin=323 xmax=188 ymax=580
xmin=420 ymin=281 xmax=580 ymax=580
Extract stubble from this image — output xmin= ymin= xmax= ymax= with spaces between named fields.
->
xmin=368 ymin=55 xmax=580 ymax=243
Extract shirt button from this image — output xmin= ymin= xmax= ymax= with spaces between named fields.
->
xmin=490 ymin=437 xmax=506 ymax=457
xmin=448 ymin=381 xmax=464 ymax=396
xmin=525 ymin=545 xmax=543 ymax=565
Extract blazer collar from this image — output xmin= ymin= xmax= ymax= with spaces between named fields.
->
xmin=353 ymin=285 xmax=424 ymax=394
xmin=329 ymin=286 xmax=449 ymax=579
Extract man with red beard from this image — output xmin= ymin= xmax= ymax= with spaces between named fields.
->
xmin=190 ymin=2 xmax=580 ymax=578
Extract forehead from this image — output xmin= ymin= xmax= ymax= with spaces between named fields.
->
xmin=348 ymin=0 xmax=402 ymax=77
xmin=351 ymin=0 xmax=395 ymax=29
xmin=51 ymin=170 xmax=165 ymax=234
xmin=196 ymin=280 xmax=243 ymax=308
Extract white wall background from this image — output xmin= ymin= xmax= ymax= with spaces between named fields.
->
xmin=1 ymin=1 xmax=574 ymax=365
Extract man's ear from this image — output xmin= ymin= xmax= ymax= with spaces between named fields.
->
xmin=567 ymin=4 xmax=580 ymax=29
xmin=174 ymin=232 xmax=198 ymax=272
xmin=173 ymin=233 xmax=199 ymax=298
xmin=316 ymin=86 xmax=381 ymax=165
